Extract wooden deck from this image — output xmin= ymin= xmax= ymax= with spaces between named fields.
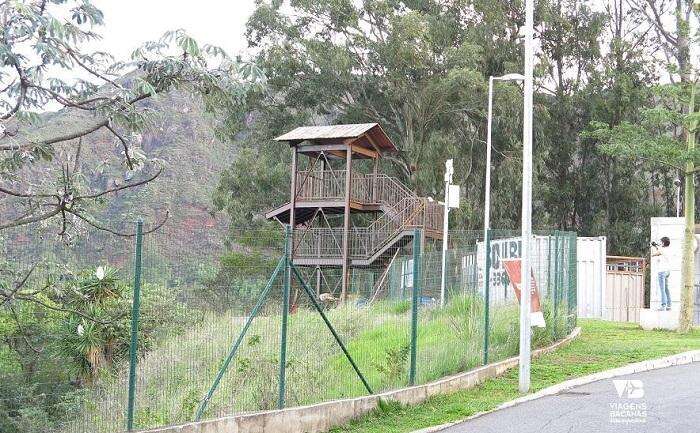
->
xmin=270 ymin=124 xmax=444 ymax=277
xmin=267 ymin=170 xmax=443 ymax=266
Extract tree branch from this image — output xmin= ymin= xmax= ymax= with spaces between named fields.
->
xmin=0 ymin=207 xmax=62 ymax=230
xmin=626 ymin=0 xmax=678 ymax=46
xmin=0 ymin=93 xmax=150 ymax=151
xmin=76 ymin=166 xmax=162 ymax=200
xmin=0 ymin=119 xmax=108 ymax=151
xmin=67 ymin=208 xmax=169 ymax=236
xmin=63 ymin=46 xmax=124 ymax=90
xmin=0 ymin=185 xmax=58 ymax=199
xmin=1 ymin=64 xmax=28 ymax=120
xmin=9 ymin=305 xmax=43 ymax=354
xmin=13 ymin=293 xmax=123 ymax=325
xmin=0 ymin=264 xmax=37 ymax=307
xmin=105 ymin=123 xmax=134 ymax=169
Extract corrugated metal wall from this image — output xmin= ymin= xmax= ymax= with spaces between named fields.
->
xmin=576 ymin=237 xmax=607 ymax=319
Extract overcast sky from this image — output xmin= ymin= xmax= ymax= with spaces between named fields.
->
xmin=93 ymin=0 xmax=258 ymax=60
xmin=91 ymin=1 xmax=694 ymax=72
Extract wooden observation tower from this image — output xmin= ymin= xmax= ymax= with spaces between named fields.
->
xmin=266 ymin=123 xmax=443 ymax=300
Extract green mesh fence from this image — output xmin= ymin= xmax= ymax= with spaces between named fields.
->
xmin=0 ymin=223 xmax=136 ymax=433
xmin=1 ymin=224 xmax=577 ymax=433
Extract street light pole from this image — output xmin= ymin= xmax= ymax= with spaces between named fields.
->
xmin=519 ymin=0 xmax=535 ymax=394
xmin=483 ymin=74 xmax=525 ymax=331
xmin=675 ymin=177 xmax=682 ymax=217
xmin=484 ymin=77 xmax=494 ymax=241
xmin=484 ymin=74 xmax=525 ymax=247
xmin=440 ymin=159 xmax=454 ymax=308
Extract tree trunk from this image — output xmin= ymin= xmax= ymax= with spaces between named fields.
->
xmin=680 ymin=84 xmax=696 ymax=333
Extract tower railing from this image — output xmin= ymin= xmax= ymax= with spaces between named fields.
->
xmin=292 ymin=170 xmax=443 ymax=263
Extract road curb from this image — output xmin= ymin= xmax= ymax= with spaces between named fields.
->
xmin=412 ymin=349 xmax=700 ymax=433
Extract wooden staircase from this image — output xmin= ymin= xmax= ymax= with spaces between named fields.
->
xmin=267 ymin=171 xmax=442 ymax=267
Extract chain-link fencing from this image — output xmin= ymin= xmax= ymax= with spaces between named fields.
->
xmin=0 ymin=224 xmax=577 ymax=433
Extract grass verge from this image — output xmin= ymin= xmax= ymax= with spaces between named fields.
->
xmin=70 ymin=295 xmax=570 ymax=432
xmin=330 ymin=319 xmax=700 ymax=433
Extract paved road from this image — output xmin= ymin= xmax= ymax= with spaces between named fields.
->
xmin=440 ymin=363 xmax=700 ymax=433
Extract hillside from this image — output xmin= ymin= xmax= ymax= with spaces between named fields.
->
xmin=2 ymin=89 xmax=236 ymax=260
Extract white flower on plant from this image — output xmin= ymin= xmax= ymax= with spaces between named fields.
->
xmin=77 ymin=324 xmax=85 ymax=336
xmin=95 ymin=266 xmax=106 ymax=280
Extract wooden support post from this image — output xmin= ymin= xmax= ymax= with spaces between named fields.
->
xmin=319 ymin=156 xmax=326 ymax=203
xmin=372 ymin=156 xmax=379 ymax=203
xmin=341 ymin=146 xmax=353 ymax=301
xmin=316 ymin=266 xmax=322 ymax=296
xmin=289 ymin=147 xmax=298 ymax=258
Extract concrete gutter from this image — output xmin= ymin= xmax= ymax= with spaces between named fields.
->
xmin=137 ymin=328 xmax=580 ymax=433
xmin=414 ymin=349 xmax=700 ymax=433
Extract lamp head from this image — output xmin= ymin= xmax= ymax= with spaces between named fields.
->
xmin=494 ymin=73 xmax=525 ymax=81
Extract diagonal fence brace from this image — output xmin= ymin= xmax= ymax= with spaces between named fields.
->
xmin=291 ymin=264 xmax=374 ymax=395
xmin=194 ymin=256 xmax=285 ymax=421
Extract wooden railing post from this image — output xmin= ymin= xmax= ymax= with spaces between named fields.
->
xmin=292 ymin=169 xmax=446 ymax=264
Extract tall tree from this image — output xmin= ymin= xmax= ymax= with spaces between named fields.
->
xmin=217 ymin=0 xmax=529 ymax=231
xmin=537 ymin=0 xmax=607 ymax=231
xmin=590 ymin=82 xmax=698 ymax=332
xmin=619 ymin=0 xmax=699 ymax=331
xmin=0 ymin=0 xmax=263 ymax=236
xmin=218 ymin=0 xmax=684 ymax=270
xmin=564 ymin=0 xmax=664 ymax=255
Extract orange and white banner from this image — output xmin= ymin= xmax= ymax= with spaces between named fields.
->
xmin=501 ymin=259 xmax=546 ymax=327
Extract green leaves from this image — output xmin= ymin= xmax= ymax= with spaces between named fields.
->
xmin=178 ymin=34 xmax=200 ymax=58
xmin=159 ymin=29 xmax=202 ymax=59
xmin=133 ymin=78 xmax=157 ymax=97
xmin=588 ymin=121 xmax=686 ymax=169
xmin=47 ymin=17 xmax=65 ymax=38
xmin=587 ymin=83 xmax=699 ymax=172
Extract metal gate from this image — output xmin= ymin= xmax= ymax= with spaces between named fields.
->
xmin=694 ymin=283 xmax=700 ymax=325
xmin=605 ymin=256 xmax=645 ymax=322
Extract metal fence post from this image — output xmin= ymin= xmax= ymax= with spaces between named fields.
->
xmin=554 ymin=230 xmax=561 ymax=312
xmin=569 ymin=232 xmax=578 ymax=329
xmin=409 ymin=228 xmax=421 ymax=386
xmin=278 ymin=225 xmax=291 ymax=409
xmin=552 ymin=230 xmax=560 ymax=338
xmin=290 ymin=264 xmax=374 ymax=395
xmin=565 ymin=233 xmax=570 ymax=305
xmin=482 ymin=229 xmax=492 ymax=365
xmin=559 ymin=231 xmax=566 ymax=311
xmin=195 ymin=257 xmax=284 ymax=421
xmin=126 ymin=220 xmax=143 ymax=431
xmin=547 ymin=232 xmax=552 ymax=301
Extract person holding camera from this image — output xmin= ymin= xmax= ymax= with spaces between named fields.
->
xmin=651 ymin=237 xmax=672 ymax=311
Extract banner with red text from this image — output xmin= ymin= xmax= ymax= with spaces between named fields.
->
xmin=502 ymin=259 xmax=546 ymax=327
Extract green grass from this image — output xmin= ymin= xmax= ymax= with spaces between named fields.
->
xmin=329 ymin=320 xmax=700 ymax=433
xmin=67 ymin=295 xmax=570 ymax=432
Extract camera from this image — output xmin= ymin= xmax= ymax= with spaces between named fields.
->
xmin=651 ymin=241 xmax=659 ymax=247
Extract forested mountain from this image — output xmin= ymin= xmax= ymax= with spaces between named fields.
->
xmin=2 ymin=89 xmax=234 ymax=253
